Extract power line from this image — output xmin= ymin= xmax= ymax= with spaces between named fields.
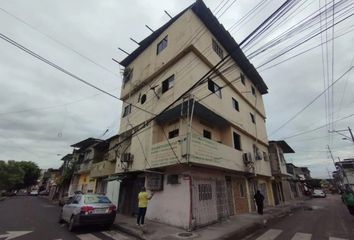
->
xmin=283 ymin=112 xmax=354 ymax=139
xmin=270 ymin=65 xmax=354 ymax=137
xmin=0 ymin=7 xmax=119 ymax=78
xmin=0 ymin=32 xmax=156 ymax=117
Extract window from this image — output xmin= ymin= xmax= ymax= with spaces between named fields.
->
xmin=122 ymin=104 xmax=132 ymax=117
xmin=240 ymin=73 xmax=245 ymax=85
xmin=203 ymin=130 xmax=211 ymax=139
xmin=251 ymin=86 xmax=256 ymax=96
xmin=250 ymin=113 xmax=256 ymax=124
xmin=208 ymin=79 xmax=222 ymax=98
xmin=146 ymin=173 xmax=163 ymax=191
xmin=263 ymin=151 xmax=269 ymax=161
xmin=198 ymin=184 xmax=212 ymax=200
xmin=123 ymin=67 xmax=133 ymax=84
xmin=140 ymin=94 xmax=147 ymax=104
xmin=253 ymin=144 xmax=262 ymax=160
xmin=162 ymin=75 xmax=174 ymax=93
xmin=168 ymin=129 xmax=179 ymax=139
xmin=157 ymin=36 xmax=168 ymax=55
xmin=233 ymin=132 xmax=241 ymax=150
xmin=232 ymin=98 xmax=239 ymax=111
xmin=240 ymin=183 xmax=245 ymax=197
xmin=212 ymin=39 xmax=223 ymax=59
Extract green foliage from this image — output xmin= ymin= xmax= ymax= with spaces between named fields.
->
xmin=0 ymin=160 xmax=40 ymax=191
xmin=58 ymin=161 xmax=75 ymax=187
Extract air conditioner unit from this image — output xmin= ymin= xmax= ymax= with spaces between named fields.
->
xmin=243 ymin=152 xmax=254 ymax=165
xmin=167 ymin=174 xmax=179 ymax=184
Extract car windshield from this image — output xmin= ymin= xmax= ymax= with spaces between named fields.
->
xmin=84 ymin=195 xmax=111 ymax=204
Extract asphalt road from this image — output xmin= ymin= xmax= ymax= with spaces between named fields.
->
xmin=0 ymin=195 xmax=136 ymax=240
xmin=243 ymin=194 xmax=354 ymax=240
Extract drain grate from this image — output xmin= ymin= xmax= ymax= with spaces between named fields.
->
xmin=175 ymin=232 xmax=198 ymax=239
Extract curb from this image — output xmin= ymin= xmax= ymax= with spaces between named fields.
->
xmin=113 ymin=203 xmax=305 ymax=240
xmin=222 ymin=203 xmax=304 ymax=240
xmin=113 ymin=224 xmax=145 ymax=240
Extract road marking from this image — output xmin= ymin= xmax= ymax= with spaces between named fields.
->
xmin=76 ymin=234 xmax=102 ymax=240
xmin=329 ymin=238 xmax=348 ymax=240
xmin=255 ymin=229 xmax=282 ymax=240
xmin=0 ymin=231 xmax=33 ymax=240
xmin=102 ymin=231 xmax=131 ymax=240
xmin=291 ymin=232 xmax=312 ymax=240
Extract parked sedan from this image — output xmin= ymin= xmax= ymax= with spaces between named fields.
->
xmin=29 ymin=190 xmax=39 ymax=196
xmin=312 ymin=189 xmax=326 ymax=198
xmin=59 ymin=193 xmax=116 ymax=231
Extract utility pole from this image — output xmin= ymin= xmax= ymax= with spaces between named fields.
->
xmin=348 ymin=126 xmax=354 ymax=143
xmin=327 ymin=145 xmax=336 ymax=166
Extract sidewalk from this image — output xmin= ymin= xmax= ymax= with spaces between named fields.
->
xmin=113 ymin=200 xmax=306 ymax=240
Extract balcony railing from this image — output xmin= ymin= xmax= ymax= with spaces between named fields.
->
xmin=149 ymin=133 xmax=245 ymax=172
xmin=90 ymin=161 xmax=116 ymax=178
xmin=77 ymin=161 xmax=92 ymax=174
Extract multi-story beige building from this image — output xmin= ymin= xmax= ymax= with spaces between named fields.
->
xmin=114 ymin=0 xmax=273 ymax=229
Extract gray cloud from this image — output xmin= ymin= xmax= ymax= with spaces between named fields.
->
xmin=0 ymin=0 xmax=353 ymax=177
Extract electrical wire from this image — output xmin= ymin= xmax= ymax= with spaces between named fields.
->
xmin=0 ymin=7 xmax=119 ymax=78
xmin=0 ymin=32 xmax=156 ymax=117
xmin=270 ymin=65 xmax=354 ymax=137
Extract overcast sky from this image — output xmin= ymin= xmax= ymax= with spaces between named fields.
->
xmin=0 ymin=0 xmax=353 ymax=178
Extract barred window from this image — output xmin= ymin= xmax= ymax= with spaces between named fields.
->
xmin=212 ymin=39 xmax=223 ymax=59
xmin=198 ymin=184 xmax=212 ymax=201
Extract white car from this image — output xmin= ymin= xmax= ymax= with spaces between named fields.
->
xmin=59 ymin=193 xmax=116 ymax=231
xmin=29 ymin=190 xmax=39 ymax=196
xmin=312 ymin=189 xmax=326 ymax=198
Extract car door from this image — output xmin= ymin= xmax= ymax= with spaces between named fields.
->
xmin=62 ymin=195 xmax=77 ymax=221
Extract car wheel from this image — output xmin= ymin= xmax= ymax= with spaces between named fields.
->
xmin=104 ymin=223 xmax=113 ymax=230
xmin=58 ymin=210 xmax=64 ymax=224
xmin=68 ymin=216 xmax=77 ymax=232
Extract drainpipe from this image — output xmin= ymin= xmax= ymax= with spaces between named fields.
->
xmin=188 ymin=175 xmax=193 ymax=231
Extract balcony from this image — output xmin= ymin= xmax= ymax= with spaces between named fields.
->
xmin=90 ymin=160 xmax=116 ymax=178
xmin=149 ymin=133 xmax=245 ymax=172
xmin=77 ymin=161 xmax=92 ymax=174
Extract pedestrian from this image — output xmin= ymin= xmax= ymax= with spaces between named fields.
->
xmin=137 ymin=187 xmax=153 ymax=227
xmin=254 ymin=190 xmax=265 ymax=215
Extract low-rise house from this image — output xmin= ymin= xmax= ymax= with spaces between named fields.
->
xmin=334 ymin=158 xmax=354 ymax=191
xmin=69 ymin=138 xmax=103 ymax=195
xmin=269 ymin=140 xmax=295 ymax=204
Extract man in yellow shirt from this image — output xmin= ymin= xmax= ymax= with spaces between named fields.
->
xmin=137 ymin=187 xmax=153 ymax=226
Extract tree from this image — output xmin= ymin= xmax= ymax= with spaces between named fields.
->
xmin=16 ymin=161 xmax=41 ymax=189
xmin=0 ymin=160 xmax=40 ymax=191
xmin=0 ymin=160 xmax=24 ymax=191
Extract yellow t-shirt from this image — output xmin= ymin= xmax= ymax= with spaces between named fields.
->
xmin=138 ymin=192 xmax=149 ymax=208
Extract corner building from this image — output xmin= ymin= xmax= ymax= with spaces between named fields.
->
xmin=115 ymin=0 xmax=273 ymax=230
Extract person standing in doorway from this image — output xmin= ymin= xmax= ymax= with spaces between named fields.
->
xmin=137 ymin=187 xmax=153 ymax=227
xmin=254 ymin=190 xmax=265 ymax=215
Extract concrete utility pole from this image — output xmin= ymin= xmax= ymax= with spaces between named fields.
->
xmin=327 ymin=145 xmax=336 ymax=166
xmin=348 ymin=126 xmax=354 ymax=143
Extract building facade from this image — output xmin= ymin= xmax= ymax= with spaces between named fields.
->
xmin=114 ymin=0 xmax=273 ymax=229
xmin=269 ymin=140 xmax=295 ymax=204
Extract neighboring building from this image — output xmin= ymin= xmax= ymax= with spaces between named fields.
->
xmin=334 ymin=159 xmax=354 ymax=191
xmin=69 ymin=138 xmax=103 ymax=195
xmin=57 ymin=154 xmax=74 ymax=199
xmin=115 ymin=0 xmax=273 ymax=230
xmin=269 ymin=140 xmax=295 ymax=204
xmin=286 ymin=163 xmax=308 ymax=197
xmin=39 ymin=168 xmax=61 ymax=199
xmin=300 ymin=167 xmax=312 ymax=180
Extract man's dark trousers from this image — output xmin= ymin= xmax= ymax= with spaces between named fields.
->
xmin=137 ymin=207 xmax=147 ymax=225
